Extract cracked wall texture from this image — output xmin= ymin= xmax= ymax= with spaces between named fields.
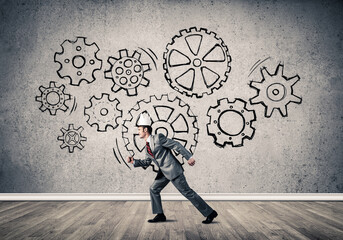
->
xmin=0 ymin=0 xmax=342 ymax=193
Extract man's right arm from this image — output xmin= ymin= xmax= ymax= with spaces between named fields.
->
xmin=127 ymin=156 xmax=152 ymax=167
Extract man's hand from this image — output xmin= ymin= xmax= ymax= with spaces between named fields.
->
xmin=188 ymin=158 xmax=195 ymax=166
xmin=127 ymin=156 xmax=134 ymax=164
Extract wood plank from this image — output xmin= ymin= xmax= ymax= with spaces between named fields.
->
xmin=0 ymin=201 xmax=342 ymax=239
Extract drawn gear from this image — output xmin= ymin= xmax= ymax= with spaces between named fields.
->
xmin=58 ymin=124 xmax=87 ymax=153
xmin=163 ymin=27 xmax=231 ymax=98
xmin=122 ymin=94 xmax=199 ymax=172
xmin=105 ymin=49 xmax=151 ymax=96
xmin=35 ymin=81 xmax=71 ymax=115
xmin=249 ymin=64 xmax=302 ymax=117
xmin=54 ymin=37 xmax=102 ymax=86
xmin=84 ymin=93 xmax=122 ymax=132
xmin=207 ymin=98 xmax=256 ymax=147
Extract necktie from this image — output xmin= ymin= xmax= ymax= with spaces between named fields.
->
xmin=146 ymin=142 xmax=154 ymax=158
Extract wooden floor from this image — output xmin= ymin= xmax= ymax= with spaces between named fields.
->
xmin=0 ymin=201 xmax=343 ymax=239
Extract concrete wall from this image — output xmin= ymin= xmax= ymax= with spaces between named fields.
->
xmin=0 ymin=0 xmax=342 ymax=193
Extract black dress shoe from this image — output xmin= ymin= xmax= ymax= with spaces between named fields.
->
xmin=202 ymin=210 xmax=218 ymax=224
xmin=148 ymin=213 xmax=166 ymax=223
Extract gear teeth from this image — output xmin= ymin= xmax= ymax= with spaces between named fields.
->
xmin=142 ymin=64 xmax=150 ymax=72
xmin=250 ymin=81 xmax=261 ymax=89
xmin=279 ymin=106 xmax=288 ymax=117
xmin=250 ymin=95 xmax=263 ymax=104
xmin=108 ymin=57 xmax=116 ymax=65
xmin=189 ymin=26 xmax=197 ymax=32
xmin=289 ymin=94 xmax=302 ymax=104
xmin=104 ymin=70 xmax=112 ymax=79
xmin=119 ymin=49 xmax=128 ymax=58
xmin=265 ymin=107 xmax=274 ymax=118
xmin=179 ymin=29 xmax=188 ymax=35
xmin=288 ymin=75 xmax=300 ymax=86
xmin=112 ymin=84 xmax=121 ymax=92
xmin=132 ymin=50 xmax=141 ymax=60
xmin=128 ymin=88 xmax=137 ymax=96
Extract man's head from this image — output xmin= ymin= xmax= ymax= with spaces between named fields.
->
xmin=136 ymin=112 xmax=153 ymax=140
xmin=138 ymin=126 xmax=152 ymax=139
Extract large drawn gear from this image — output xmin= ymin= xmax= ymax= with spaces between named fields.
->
xmin=207 ymin=98 xmax=256 ymax=147
xmin=57 ymin=124 xmax=87 ymax=153
xmin=122 ymin=94 xmax=199 ymax=172
xmin=84 ymin=93 xmax=122 ymax=132
xmin=249 ymin=64 xmax=302 ymax=117
xmin=105 ymin=49 xmax=151 ymax=96
xmin=54 ymin=37 xmax=102 ymax=86
xmin=163 ymin=27 xmax=231 ymax=98
xmin=35 ymin=81 xmax=71 ymax=115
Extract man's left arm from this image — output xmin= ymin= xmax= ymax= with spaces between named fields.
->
xmin=158 ymin=134 xmax=195 ymax=166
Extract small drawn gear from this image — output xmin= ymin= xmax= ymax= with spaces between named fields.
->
xmin=122 ymin=94 xmax=199 ymax=172
xmin=207 ymin=98 xmax=256 ymax=147
xmin=84 ymin=93 xmax=122 ymax=132
xmin=249 ymin=64 xmax=302 ymax=117
xmin=57 ymin=124 xmax=87 ymax=153
xmin=35 ymin=81 xmax=71 ymax=115
xmin=163 ymin=27 xmax=231 ymax=98
xmin=105 ymin=49 xmax=151 ymax=96
xmin=54 ymin=37 xmax=102 ymax=86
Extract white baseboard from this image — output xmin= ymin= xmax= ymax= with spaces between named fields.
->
xmin=0 ymin=193 xmax=342 ymax=201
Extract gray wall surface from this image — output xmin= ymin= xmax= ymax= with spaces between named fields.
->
xmin=0 ymin=0 xmax=342 ymax=193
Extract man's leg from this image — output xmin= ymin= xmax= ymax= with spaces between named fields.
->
xmin=171 ymin=173 xmax=213 ymax=217
xmin=150 ymin=175 xmax=170 ymax=214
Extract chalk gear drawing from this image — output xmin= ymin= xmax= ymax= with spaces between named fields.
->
xmin=55 ymin=37 xmax=102 ymax=86
xmin=105 ymin=49 xmax=151 ymax=96
xmin=35 ymin=81 xmax=71 ymax=115
xmin=207 ymin=98 xmax=256 ymax=147
xmin=122 ymin=94 xmax=199 ymax=172
xmin=84 ymin=93 xmax=122 ymax=132
xmin=58 ymin=124 xmax=87 ymax=153
xmin=249 ymin=64 xmax=302 ymax=117
xmin=163 ymin=27 xmax=231 ymax=98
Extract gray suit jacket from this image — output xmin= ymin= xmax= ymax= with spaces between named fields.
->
xmin=133 ymin=133 xmax=193 ymax=180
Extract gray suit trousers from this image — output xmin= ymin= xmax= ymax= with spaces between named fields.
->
xmin=150 ymin=173 xmax=213 ymax=217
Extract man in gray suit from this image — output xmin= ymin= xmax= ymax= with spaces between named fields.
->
xmin=127 ymin=112 xmax=218 ymax=224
